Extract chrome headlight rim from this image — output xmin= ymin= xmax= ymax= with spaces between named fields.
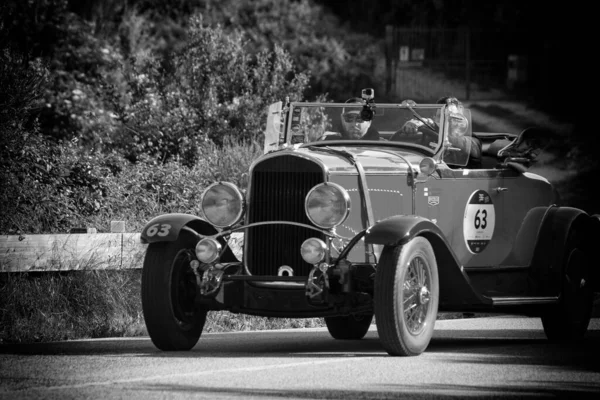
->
xmin=305 ymin=182 xmax=351 ymax=229
xmin=200 ymin=182 xmax=245 ymax=228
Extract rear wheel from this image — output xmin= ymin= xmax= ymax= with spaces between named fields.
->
xmin=324 ymin=313 xmax=373 ymax=340
xmin=142 ymin=233 xmax=207 ymax=351
xmin=375 ymin=237 xmax=439 ymax=356
xmin=541 ymin=230 xmax=593 ymax=341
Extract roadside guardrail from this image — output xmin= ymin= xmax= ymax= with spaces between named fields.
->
xmin=0 ymin=222 xmax=244 ymax=272
xmin=0 ymin=232 xmax=146 ymax=272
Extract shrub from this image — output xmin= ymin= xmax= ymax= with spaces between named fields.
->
xmin=202 ymin=0 xmax=385 ymax=100
xmin=80 ymin=138 xmax=262 ymax=233
xmin=116 ymin=17 xmax=308 ymax=163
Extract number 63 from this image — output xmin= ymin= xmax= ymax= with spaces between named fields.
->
xmin=474 ymin=209 xmax=487 ymax=229
xmin=146 ymin=223 xmax=171 ymax=237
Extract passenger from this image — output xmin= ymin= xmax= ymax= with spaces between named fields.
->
xmin=393 ymin=97 xmax=482 ymax=168
xmin=321 ymin=98 xmax=380 ymax=140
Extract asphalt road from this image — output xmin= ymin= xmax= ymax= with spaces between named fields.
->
xmin=1 ymin=316 xmax=599 ymax=399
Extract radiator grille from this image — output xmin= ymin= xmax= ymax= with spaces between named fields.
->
xmin=246 ymin=155 xmax=324 ymax=276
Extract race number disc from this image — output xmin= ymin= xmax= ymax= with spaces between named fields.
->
xmin=463 ymin=190 xmax=495 ymax=254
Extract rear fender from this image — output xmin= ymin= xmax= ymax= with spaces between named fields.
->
xmin=591 ymin=214 xmax=600 ymax=292
xmin=530 ymin=207 xmax=594 ymax=295
xmin=365 ymin=216 xmax=489 ymax=307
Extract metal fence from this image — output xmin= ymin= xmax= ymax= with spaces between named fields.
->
xmin=384 ymin=26 xmax=529 ymax=102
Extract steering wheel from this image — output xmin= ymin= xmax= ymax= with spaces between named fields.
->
xmin=391 ymin=124 xmax=437 ymax=148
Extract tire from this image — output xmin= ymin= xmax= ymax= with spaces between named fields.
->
xmin=541 ymin=230 xmax=593 ymax=341
xmin=142 ymin=233 xmax=207 ymax=351
xmin=375 ymin=237 xmax=439 ymax=356
xmin=324 ymin=313 xmax=374 ymax=340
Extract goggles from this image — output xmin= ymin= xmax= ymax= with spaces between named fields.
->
xmin=342 ymin=113 xmax=365 ymax=123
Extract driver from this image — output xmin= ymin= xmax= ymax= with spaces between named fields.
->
xmin=321 ymin=98 xmax=380 ymax=140
xmin=392 ymin=97 xmax=482 ymax=168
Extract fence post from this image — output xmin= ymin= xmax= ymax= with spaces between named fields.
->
xmin=465 ymin=27 xmax=471 ymax=101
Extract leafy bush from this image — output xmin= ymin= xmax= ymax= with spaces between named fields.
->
xmin=0 ymin=51 xmax=108 ymax=234
xmin=116 ymin=17 xmax=308 ymax=164
xmin=203 ymin=0 xmax=385 ymax=100
xmin=85 ymin=138 xmax=260 ymax=232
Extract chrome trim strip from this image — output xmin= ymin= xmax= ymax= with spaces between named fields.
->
xmin=224 ymin=275 xmax=306 ymax=282
xmin=252 ymin=281 xmax=306 ymax=289
xmin=490 ymin=296 xmax=558 ymax=306
xmin=464 ymin=265 xmax=530 ymax=272
xmin=210 ymin=221 xmax=346 ymax=240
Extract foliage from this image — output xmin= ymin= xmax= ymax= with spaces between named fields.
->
xmin=117 ymin=17 xmax=308 ymax=163
xmin=38 ymin=13 xmax=127 ymax=148
xmin=89 ymin=138 xmax=262 ymax=233
xmin=0 ymin=51 xmax=109 ymax=234
xmin=202 ymin=0 xmax=385 ymax=100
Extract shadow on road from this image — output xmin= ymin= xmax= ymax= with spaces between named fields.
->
xmin=135 ymin=380 xmax=600 ymax=399
xmin=1 ymin=327 xmax=599 ymax=367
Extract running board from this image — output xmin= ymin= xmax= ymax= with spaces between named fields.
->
xmin=490 ymin=296 xmax=559 ymax=306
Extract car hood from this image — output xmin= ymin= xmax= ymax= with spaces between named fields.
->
xmin=293 ymin=144 xmax=425 ymax=174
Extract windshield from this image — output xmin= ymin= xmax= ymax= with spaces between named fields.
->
xmin=269 ymin=102 xmax=473 ymax=167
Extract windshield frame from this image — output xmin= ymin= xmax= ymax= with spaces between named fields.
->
xmin=286 ymin=102 xmax=445 ymax=155
xmin=271 ymin=101 xmax=473 ymax=167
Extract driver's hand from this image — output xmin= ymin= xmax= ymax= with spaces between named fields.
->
xmin=402 ymin=119 xmax=423 ymax=135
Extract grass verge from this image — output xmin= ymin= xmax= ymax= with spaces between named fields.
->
xmin=0 ymin=270 xmax=326 ymax=343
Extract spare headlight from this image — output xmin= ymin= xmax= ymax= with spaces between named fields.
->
xmin=305 ymin=182 xmax=351 ymax=229
xmin=419 ymin=157 xmax=437 ymax=176
xmin=201 ymin=182 xmax=245 ymax=228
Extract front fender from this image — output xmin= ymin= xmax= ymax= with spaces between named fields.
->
xmin=365 ymin=215 xmax=444 ymax=247
xmin=365 ymin=215 xmax=489 ymax=307
xmin=140 ymin=213 xmax=219 ymax=244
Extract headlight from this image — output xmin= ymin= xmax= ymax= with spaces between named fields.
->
xmin=305 ymin=183 xmax=351 ymax=229
xmin=195 ymin=238 xmax=222 ymax=264
xmin=201 ymin=182 xmax=245 ymax=228
xmin=301 ymin=238 xmax=327 ymax=264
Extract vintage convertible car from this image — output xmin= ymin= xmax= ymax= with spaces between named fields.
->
xmin=140 ymin=90 xmax=599 ymax=356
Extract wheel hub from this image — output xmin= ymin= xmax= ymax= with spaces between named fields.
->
xmin=418 ymin=286 xmax=430 ymax=305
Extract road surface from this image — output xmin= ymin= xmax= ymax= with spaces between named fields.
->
xmin=1 ymin=316 xmax=599 ymax=399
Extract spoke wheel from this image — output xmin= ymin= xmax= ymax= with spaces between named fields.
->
xmin=324 ymin=313 xmax=374 ymax=340
xmin=142 ymin=233 xmax=207 ymax=351
xmin=375 ymin=237 xmax=439 ymax=356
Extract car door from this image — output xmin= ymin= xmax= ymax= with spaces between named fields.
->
xmin=415 ymin=167 xmax=512 ymax=268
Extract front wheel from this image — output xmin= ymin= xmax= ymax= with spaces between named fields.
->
xmin=142 ymin=233 xmax=207 ymax=351
xmin=541 ymin=230 xmax=593 ymax=341
xmin=324 ymin=313 xmax=374 ymax=340
xmin=375 ymin=237 xmax=439 ymax=356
